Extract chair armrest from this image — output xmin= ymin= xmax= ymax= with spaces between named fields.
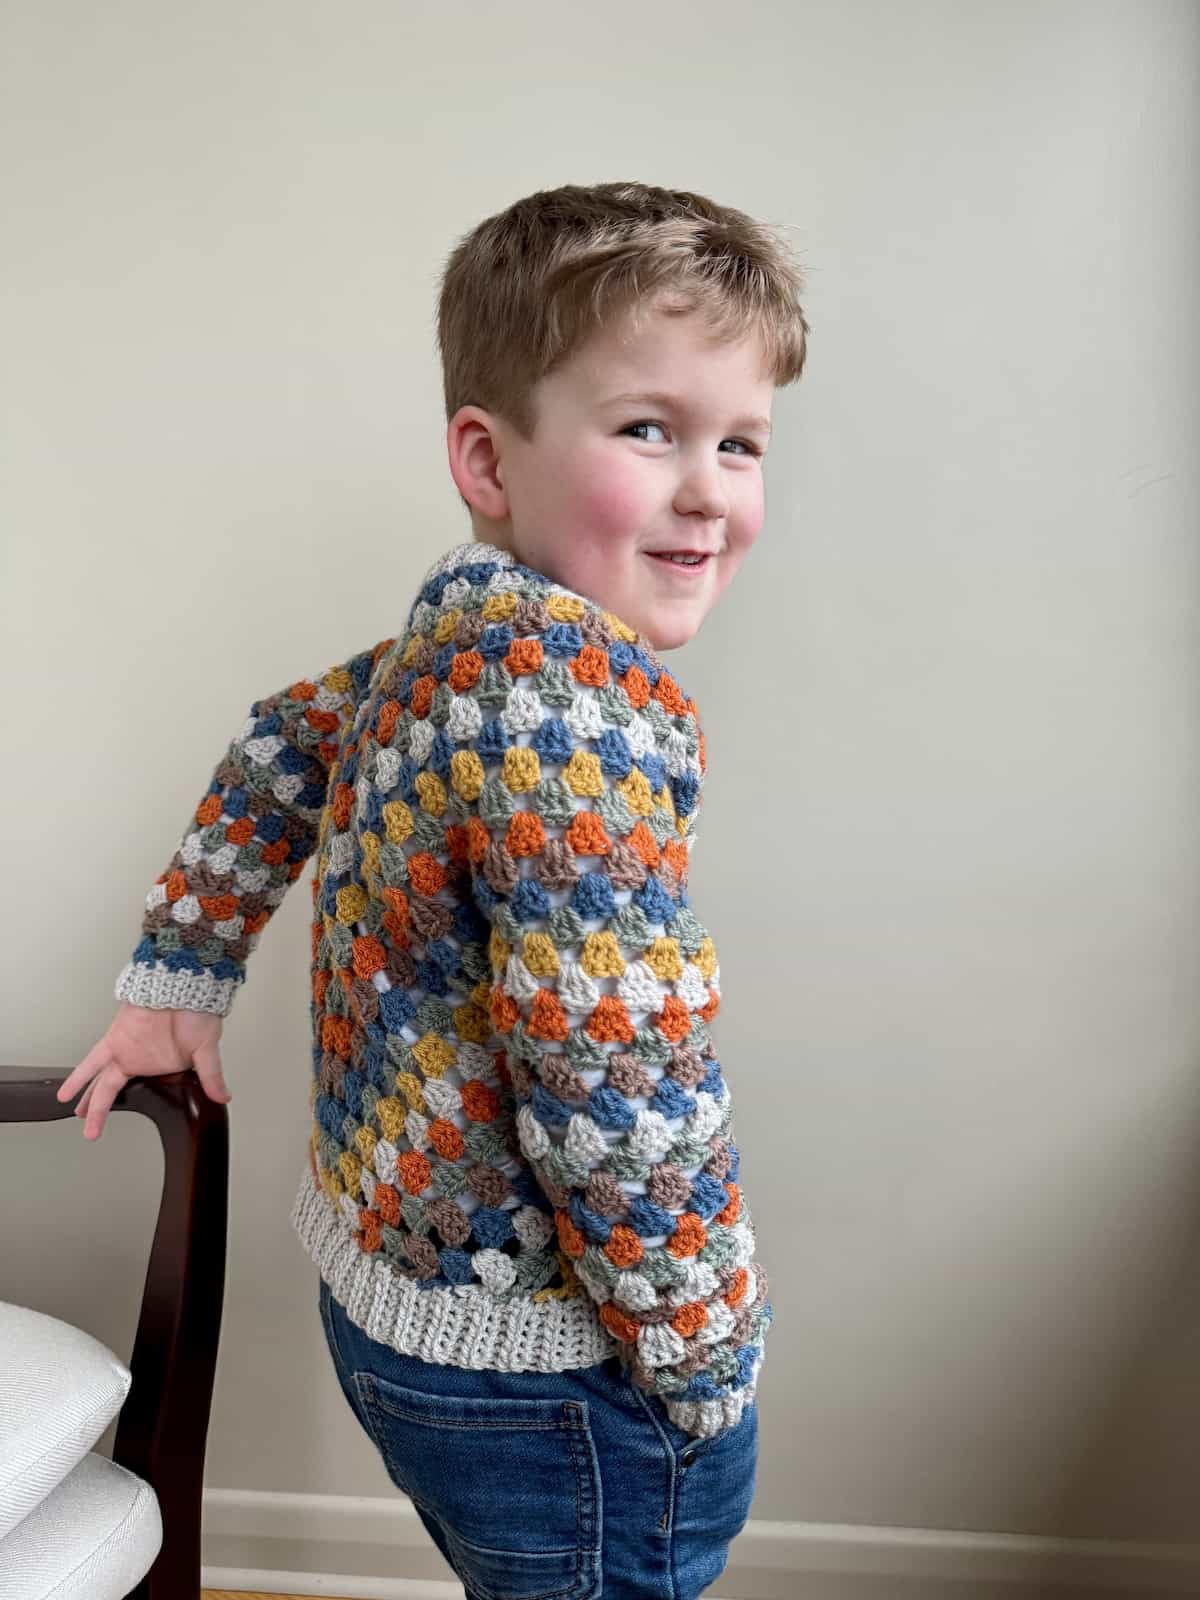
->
xmin=0 ymin=1065 xmax=228 ymax=1600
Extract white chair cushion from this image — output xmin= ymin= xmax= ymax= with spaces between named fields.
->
xmin=0 ymin=1450 xmax=161 ymax=1600
xmin=0 ymin=1302 xmax=132 ymax=1541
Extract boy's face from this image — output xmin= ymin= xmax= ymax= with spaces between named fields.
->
xmin=455 ymin=302 xmax=774 ymax=652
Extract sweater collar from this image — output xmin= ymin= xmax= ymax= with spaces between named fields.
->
xmin=428 ymin=537 xmax=674 ymax=681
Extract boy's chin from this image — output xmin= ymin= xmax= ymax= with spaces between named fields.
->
xmin=643 ymin=621 xmax=695 ymax=653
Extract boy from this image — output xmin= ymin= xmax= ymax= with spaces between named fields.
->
xmin=58 ymin=181 xmax=810 ymax=1597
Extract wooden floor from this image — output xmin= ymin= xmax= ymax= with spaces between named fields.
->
xmin=204 ymin=1592 xmax=363 ymax=1600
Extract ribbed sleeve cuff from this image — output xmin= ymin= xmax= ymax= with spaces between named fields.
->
xmin=662 ymin=1364 xmax=760 ymax=1439
xmin=113 ymin=959 xmax=238 ymax=1016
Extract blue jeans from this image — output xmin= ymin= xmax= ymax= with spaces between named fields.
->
xmin=318 ymin=1276 xmax=758 ymax=1599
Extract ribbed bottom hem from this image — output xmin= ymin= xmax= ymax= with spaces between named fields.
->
xmin=289 ymin=1164 xmax=621 ymax=1373
xmin=289 ymin=1165 xmax=763 ymax=1439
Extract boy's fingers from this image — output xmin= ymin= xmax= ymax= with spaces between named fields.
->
xmin=82 ymin=1066 xmax=126 ymax=1141
xmin=190 ymin=1041 xmax=231 ymax=1103
xmin=57 ymin=1041 xmax=110 ymax=1101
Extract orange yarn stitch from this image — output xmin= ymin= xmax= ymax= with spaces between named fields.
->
xmin=397 ymin=1150 xmax=433 ymax=1194
xmin=715 ymin=1181 xmax=741 ymax=1226
xmin=506 ymin=810 xmax=546 ymax=857
xmin=621 ymin=664 xmax=651 ymax=709
xmin=564 ymin=810 xmax=610 ymax=857
xmin=528 ymin=987 xmax=570 ymax=1042
xmin=506 ymin=637 xmax=543 ymax=677
xmin=331 ymin=781 xmax=354 ymax=830
xmin=671 ymin=1301 xmax=709 ymax=1338
xmin=570 ymin=643 xmax=611 ymax=688
xmin=409 ymin=674 xmax=436 ymax=719
xmin=196 ymin=794 xmax=224 ymax=827
xmin=604 ymin=1223 xmax=644 ymax=1269
xmin=407 ymin=852 xmax=449 ymax=896
xmin=448 ymin=650 xmax=485 ymax=692
xmin=666 ymin=1213 xmax=707 ymax=1258
xmin=626 ymin=820 xmax=662 ymax=868
xmin=655 ymin=993 xmax=693 ymax=1043
xmin=598 ymin=1301 xmax=641 ymax=1344
xmin=377 ymin=698 xmax=403 ymax=745
xmin=428 ymin=1119 xmax=466 ymax=1161
xmin=459 ymin=1079 xmax=500 ymax=1122
xmin=350 ymin=934 xmax=387 ymax=980
xmin=652 ymin=672 xmax=688 ymax=717
xmin=584 ymin=994 xmax=636 ymax=1044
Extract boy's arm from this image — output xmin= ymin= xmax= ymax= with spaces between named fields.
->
xmin=457 ymin=644 xmax=771 ymax=1440
xmin=113 ymin=635 xmax=394 ymax=1017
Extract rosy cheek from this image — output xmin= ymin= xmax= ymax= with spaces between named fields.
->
xmin=569 ymin=471 xmax=639 ymax=537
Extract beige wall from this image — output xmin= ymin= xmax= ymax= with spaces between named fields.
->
xmin=3 ymin=1 xmax=1197 ymax=1593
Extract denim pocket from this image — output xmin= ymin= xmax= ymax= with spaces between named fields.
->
xmin=351 ymin=1367 xmax=603 ymax=1600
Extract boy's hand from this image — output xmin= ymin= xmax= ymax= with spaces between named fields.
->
xmin=57 ymin=1001 xmax=231 ymax=1141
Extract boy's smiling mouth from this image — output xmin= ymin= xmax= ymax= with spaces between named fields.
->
xmin=646 ymin=549 xmax=714 ymax=573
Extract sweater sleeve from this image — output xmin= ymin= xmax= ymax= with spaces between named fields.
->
xmin=458 ymin=627 xmax=771 ymax=1440
xmin=113 ymin=636 xmax=393 ymax=1017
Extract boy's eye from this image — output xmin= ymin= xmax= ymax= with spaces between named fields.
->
xmin=624 ymin=421 xmax=668 ymax=444
xmin=621 ymin=421 xmax=762 ymax=457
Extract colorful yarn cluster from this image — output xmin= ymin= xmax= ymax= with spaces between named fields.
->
xmin=115 ymin=539 xmax=772 ymax=1439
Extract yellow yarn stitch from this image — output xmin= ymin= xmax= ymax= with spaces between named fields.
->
xmin=580 ymin=930 xmax=625 ymax=978
xmin=502 ymin=746 xmax=540 ymax=792
xmin=617 ymin=769 xmax=654 ymax=815
xmin=521 ymin=931 xmax=561 ymax=977
xmin=481 ymin=592 xmax=518 ymax=622
xmin=694 ymin=937 xmax=718 ymax=980
xmin=334 ymin=884 xmax=369 ymax=924
xmin=602 ymin=612 xmax=637 ymax=642
xmin=644 ymin=937 xmax=684 ymax=981
xmin=453 ymin=998 xmax=492 ymax=1042
xmin=562 ymin=749 xmax=604 ymax=797
xmin=322 ymin=666 xmax=355 ymax=695
xmin=545 ymin=594 xmax=586 ymax=622
xmin=487 ymin=928 xmax=511 ymax=972
xmin=415 ymin=770 xmax=448 ymax=816
xmin=375 ymin=1097 xmax=407 ymax=1140
xmin=394 ymin=1072 xmax=427 ymax=1113
xmin=450 ymin=749 xmax=486 ymax=802
xmin=359 ymin=831 xmax=381 ymax=888
xmin=382 ymin=799 xmax=415 ymax=843
xmin=433 ymin=608 xmax=462 ymax=644
xmin=412 ymin=1033 xmax=456 ymax=1079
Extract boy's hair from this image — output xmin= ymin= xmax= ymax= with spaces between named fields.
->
xmin=436 ymin=181 xmax=811 ymax=508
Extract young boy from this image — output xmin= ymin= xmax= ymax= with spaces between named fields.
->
xmin=58 ymin=180 xmax=810 ymax=1597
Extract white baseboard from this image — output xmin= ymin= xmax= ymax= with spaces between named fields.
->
xmin=202 ymin=1487 xmax=1200 ymax=1599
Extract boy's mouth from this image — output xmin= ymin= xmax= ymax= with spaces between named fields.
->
xmin=646 ymin=550 xmax=712 ymax=573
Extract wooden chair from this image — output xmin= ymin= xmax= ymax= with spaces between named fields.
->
xmin=0 ymin=1064 xmax=228 ymax=1600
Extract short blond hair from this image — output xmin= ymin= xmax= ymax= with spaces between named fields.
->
xmin=436 ymin=181 xmax=811 ymax=466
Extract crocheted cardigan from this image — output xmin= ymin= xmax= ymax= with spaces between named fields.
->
xmin=114 ymin=538 xmax=772 ymax=1439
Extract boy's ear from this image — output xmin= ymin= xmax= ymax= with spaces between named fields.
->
xmin=447 ymin=406 xmax=510 ymax=521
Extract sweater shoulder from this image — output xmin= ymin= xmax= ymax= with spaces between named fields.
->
xmin=400 ymin=539 xmax=703 ymax=727
xmin=353 ymin=540 xmax=707 ymax=827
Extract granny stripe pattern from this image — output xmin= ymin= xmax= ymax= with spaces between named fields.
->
xmin=115 ymin=539 xmax=772 ymax=1439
